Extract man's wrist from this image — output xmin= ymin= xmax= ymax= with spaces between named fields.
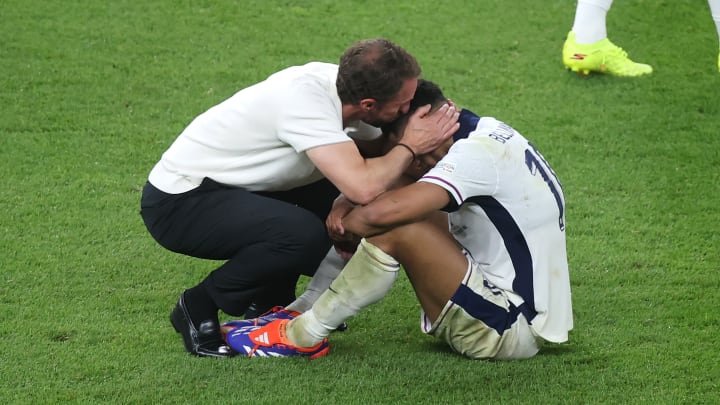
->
xmin=395 ymin=143 xmax=416 ymax=160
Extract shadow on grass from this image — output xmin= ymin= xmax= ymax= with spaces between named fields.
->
xmin=420 ymin=339 xmax=580 ymax=359
xmin=539 ymin=343 xmax=574 ymax=356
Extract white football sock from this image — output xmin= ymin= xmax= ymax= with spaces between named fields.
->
xmin=709 ymin=0 xmax=720 ymax=44
xmin=572 ymin=0 xmax=613 ymax=44
xmin=286 ymin=239 xmax=399 ymax=347
xmin=285 ymin=248 xmax=345 ymax=313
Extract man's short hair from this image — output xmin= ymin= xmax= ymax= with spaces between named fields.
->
xmin=336 ymin=38 xmax=421 ymax=105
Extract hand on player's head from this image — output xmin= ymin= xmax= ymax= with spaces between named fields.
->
xmin=381 ymin=102 xmax=454 ymax=178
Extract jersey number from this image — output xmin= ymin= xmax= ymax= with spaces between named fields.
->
xmin=524 ymin=143 xmax=565 ymax=231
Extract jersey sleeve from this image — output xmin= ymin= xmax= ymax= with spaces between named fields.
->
xmin=418 ymin=138 xmax=499 ymax=210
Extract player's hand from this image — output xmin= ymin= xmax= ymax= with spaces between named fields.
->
xmin=326 ymin=195 xmax=356 ymax=240
xmin=398 ymin=103 xmax=459 ymax=155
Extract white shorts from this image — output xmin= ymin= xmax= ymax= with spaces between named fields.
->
xmin=421 ymin=258 xmax=543 ymax=360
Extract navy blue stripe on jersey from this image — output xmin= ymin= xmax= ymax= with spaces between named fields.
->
xmin=466 ymin=195 xmax=538 ymax=320
xmin=451 ymin=281 xmax=530 ymax=335
xmin=454 ymin=109 xmax=480 ymax=141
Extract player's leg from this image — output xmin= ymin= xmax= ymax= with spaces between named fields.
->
xmin=282 ymin=212 xmax=458 ymax=349
xmin=225 ymin=216 xmax=456 ymax=357
xmin=368 ymin=212 xmax=467 ymax=323
xmin=571 ymin=0 xmax=612 ymax=44
xmin=286 ymin=247 xmax=346 ymax=313
xmin=372 ymin=213 xmax=540 ymax=360
xmin=225 ymin=236 xmax=400 ymax=356
xmin=563 ymin=0 xmax=652 ymax=76
xmin=225 ymin=213 xmax=538 ymax=359
xmin=219 ymin=248 xmax=347 ymax=334
xmin=284 ymin=238 xmax=400 ymax=347
xmin=709 ymin=0 xmax=720 ymax=72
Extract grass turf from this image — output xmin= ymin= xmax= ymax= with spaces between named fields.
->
xmin=1 ymin=0 xmax=719 ymax=403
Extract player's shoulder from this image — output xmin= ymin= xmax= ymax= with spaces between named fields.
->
xmin=456 ymin=111 xmax=510 ymax=139
xmin=472 ymin=116 xmax=512 ymax=136
xmin=462 ymin=116 xmax=529 ymax=148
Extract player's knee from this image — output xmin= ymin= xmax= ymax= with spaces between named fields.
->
xmin=366 ymin=225 xmax=415 ymax=257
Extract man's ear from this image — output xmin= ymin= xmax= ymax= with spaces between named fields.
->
xmin=359 ymin=98 xmax=376 ymax=112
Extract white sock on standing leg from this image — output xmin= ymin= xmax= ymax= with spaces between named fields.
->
xmin=572 ymin=0 xmax=614 ymax=44
xmin=708 ymin=0 xmax=720 ymax=45
xmin=286 ymin=239 xmax=399 ymax=347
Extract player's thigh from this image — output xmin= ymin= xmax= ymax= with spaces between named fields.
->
xmin=424 ymin=262 xmax=540 ymax=360
xmin=369 ymin=215 xmax=467 ymax=321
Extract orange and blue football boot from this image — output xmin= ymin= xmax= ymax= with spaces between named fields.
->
xmin=225 ymin=319 xmax=329 ymax=359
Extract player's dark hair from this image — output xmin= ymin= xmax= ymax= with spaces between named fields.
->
xmin=336 ymin=38 xmax=421 ymax=105
xmin=409 ymin=79 xmax=448 ymax=113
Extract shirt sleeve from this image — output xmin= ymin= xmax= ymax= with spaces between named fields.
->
xmin=276 ymin=80 xmax=351 ymax=152
xmin=418 ymin=138 xmax=499 ymax=208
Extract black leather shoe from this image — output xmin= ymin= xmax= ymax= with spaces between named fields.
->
xmin=243 ymin=302 xmax=263 ymax=320
xmin=170 ymin=292 xmax=236 ymax=358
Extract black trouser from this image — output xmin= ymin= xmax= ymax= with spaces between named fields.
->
xmin=140 ymin=177 xmax=338 ymax=316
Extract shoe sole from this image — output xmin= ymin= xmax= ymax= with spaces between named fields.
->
xmin=171 ymin=309 xmax=237 ymax=358
xmin=170 ymin=305 xmax=195 ymax=354
xmin=309 ymin=346 xmax=330 ymax=360
xmin=566 ymin=66 xmax=591 ymax=76
xmin=565 ymin=65 xmax=651 ymax=77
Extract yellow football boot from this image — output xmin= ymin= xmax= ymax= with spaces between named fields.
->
xmin=562 ymin=31 xmax=653 ymax=77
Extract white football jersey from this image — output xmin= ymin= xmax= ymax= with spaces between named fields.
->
xmin=419 ymin=110 xmax=573 ymax=343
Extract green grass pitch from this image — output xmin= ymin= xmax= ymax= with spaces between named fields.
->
xmin=1 ymin=0 xmax=718 ymax=403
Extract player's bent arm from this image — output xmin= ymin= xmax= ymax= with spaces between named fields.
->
xmin=306 ymin=141 xmax=415 ymax=205
xmin=341 ymin=182 xmax=450 ymax=237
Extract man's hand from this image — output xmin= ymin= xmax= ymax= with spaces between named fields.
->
xmin=398 ymin=103 xmax=459 ymax=155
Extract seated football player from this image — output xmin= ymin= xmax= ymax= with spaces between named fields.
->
xmin=224 ymin=80 xmax=574 ymax=360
